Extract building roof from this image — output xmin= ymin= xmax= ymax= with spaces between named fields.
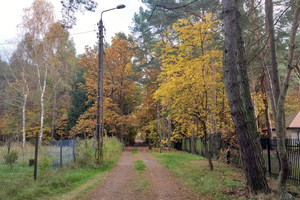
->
xmin=270 ymin=112 xmax=300 ymax=130
xmin=289 ymin=112 xmax=300 ymax=128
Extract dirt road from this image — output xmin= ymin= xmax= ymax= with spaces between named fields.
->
xmin=88 ymin=147 xmax=202 ymax=200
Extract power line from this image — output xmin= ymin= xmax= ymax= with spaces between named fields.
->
xmin=0 ymin=29 xmax=97 ymax=46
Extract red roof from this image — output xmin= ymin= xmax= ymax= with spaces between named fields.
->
xmin=289 ymin=111 xmax=300 ymax=128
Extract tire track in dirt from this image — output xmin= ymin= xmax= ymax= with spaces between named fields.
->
xmin=89 ymin=148 xmax=140 ymax=200
xmin=87 ymin=147 xmax=153 ymax=200
xmin=139 ymin=147 xmax=203 ymax=200
xmin=89 ymin=146 xmax=203 ymax=200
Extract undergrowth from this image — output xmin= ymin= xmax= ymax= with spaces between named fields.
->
xmin=0 ymin=137 xmax=122 ymax=200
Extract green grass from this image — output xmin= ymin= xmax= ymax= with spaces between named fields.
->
xmin=132 ymin=149 xmax=138 ymax=154
xmin=0 ymin=137 xmax=123 ymax=200
xmin=150 ymin=150 xmax=244 ymax=200
xmin=134 ymin=160 xmax=146 ymax=172
xmin=131 ymin=159 xmax=150 ymax=195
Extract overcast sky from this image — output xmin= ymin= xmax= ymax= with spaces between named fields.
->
xmin=0 ymin=0 xmax=143 ymax=59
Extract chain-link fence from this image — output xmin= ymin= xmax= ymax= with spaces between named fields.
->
xmin=48 ymin=139 xmax=76 ymax=168
xmin=0 ymin=139 xmax=76 ymax=168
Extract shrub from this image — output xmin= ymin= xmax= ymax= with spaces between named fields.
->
xmin=76 ymin=139 xmax=97 ymax=167
xmin=75 ymin=137 xmax=123 ymax=167
xmin=4 ymin=151 xmax=18 ymax=169
xmin=29 ymin=159 xmax=35 ymax=166
xmin=39 ymin=155 xmax=53 ymax=172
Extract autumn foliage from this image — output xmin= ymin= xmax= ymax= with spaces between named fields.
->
xmin=70 ymin=33 xmax=139 ymax=144
xmin=154 ymin=13 xmax=232 ymax=139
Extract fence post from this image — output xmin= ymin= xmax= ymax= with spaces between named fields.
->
xmin=72 ymin=139 xmax=76 ymax=163
xmin=267 ymin=138 xmax=271 ymax=176
xmin=191 ymin=133 xmax=195 ymax=154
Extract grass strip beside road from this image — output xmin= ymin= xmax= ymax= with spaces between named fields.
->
xmin=150 ymin=150 xmax=245 ymax=200
xmin=0 ymin=137 xmax=123 ymax=200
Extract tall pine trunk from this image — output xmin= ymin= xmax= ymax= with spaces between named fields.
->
xmin=222 ymin=0 xmax=269 ymax=193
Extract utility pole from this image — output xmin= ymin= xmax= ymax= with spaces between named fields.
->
xmin=96 ymin=4 xmax=125 ymax=162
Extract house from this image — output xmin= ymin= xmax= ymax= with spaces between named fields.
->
xmin=271 ymin=111 xmax=300 ymax=139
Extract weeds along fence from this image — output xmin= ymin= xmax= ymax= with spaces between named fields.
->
xmin=0 ymin=139 xmax=76 ymax=168
xmin=179 ymin=137 xmax=243 ymax=167
xmin=178 ymin=137 xmax=300 ymax=186
xmin=48 ymin=139 xmax=76 ymax=168
xmin=0 ymin=137 xmax=120 ymax=171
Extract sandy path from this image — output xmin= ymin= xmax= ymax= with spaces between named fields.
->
xmin=139 ymin=148 xmax=202 ymax=200
xmin=89 ymin=146 xmax=202 ymax=200
xmin=89 ymin=148 xmax=139 ymax=200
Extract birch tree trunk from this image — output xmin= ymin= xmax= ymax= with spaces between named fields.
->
xmin=222 ymin=0 xmax=269 ymax=193
xmin=20 ymin=0 xmax=55 ymax=147
xmin=38 ymin=67 xmax=47 ymax=145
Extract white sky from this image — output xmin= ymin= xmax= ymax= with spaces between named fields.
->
xmin=0 ymin=0 xmax=143 ymax=58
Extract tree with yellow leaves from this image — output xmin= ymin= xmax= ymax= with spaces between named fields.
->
xmin=154 ymin=13 xmax=225 ymax=170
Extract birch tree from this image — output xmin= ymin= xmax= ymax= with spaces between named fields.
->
xmin=21 ymin=0 xmax=54 ymax=144
xmin=6 ymin=40 xmax=32 ymax=147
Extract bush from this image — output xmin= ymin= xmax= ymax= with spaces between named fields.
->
xmin=29 ymin=159 xmax=35 ymax=166
xmin=75 ymin=137 xmax=123 ymax=167
xmin=4 ymin=151 xmax=18 ymax=169
xmin=76 ymin=139 xmax=97 ymax=167
xmin=39 ymin=155 xmax=52 ymax=172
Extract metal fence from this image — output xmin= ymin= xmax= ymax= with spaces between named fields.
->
xmin=178 ymin=137 xmax=300 ymax=185
xmin=48 ymin=139 xmax=76 ymax=168
xmin=180 ymin=136 xmax=243 ymax=167
xmin=261 ymin=138 xmax=300 ymax=185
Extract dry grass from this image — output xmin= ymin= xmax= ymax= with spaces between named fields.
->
xmin=0 ymin=142 xmax=35 ymax=163
xmin=0 ymin=142 xmax=63 ymax=164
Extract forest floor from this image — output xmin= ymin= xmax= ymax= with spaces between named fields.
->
xmin=87 ymin=146 xmax=203 ymax=200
